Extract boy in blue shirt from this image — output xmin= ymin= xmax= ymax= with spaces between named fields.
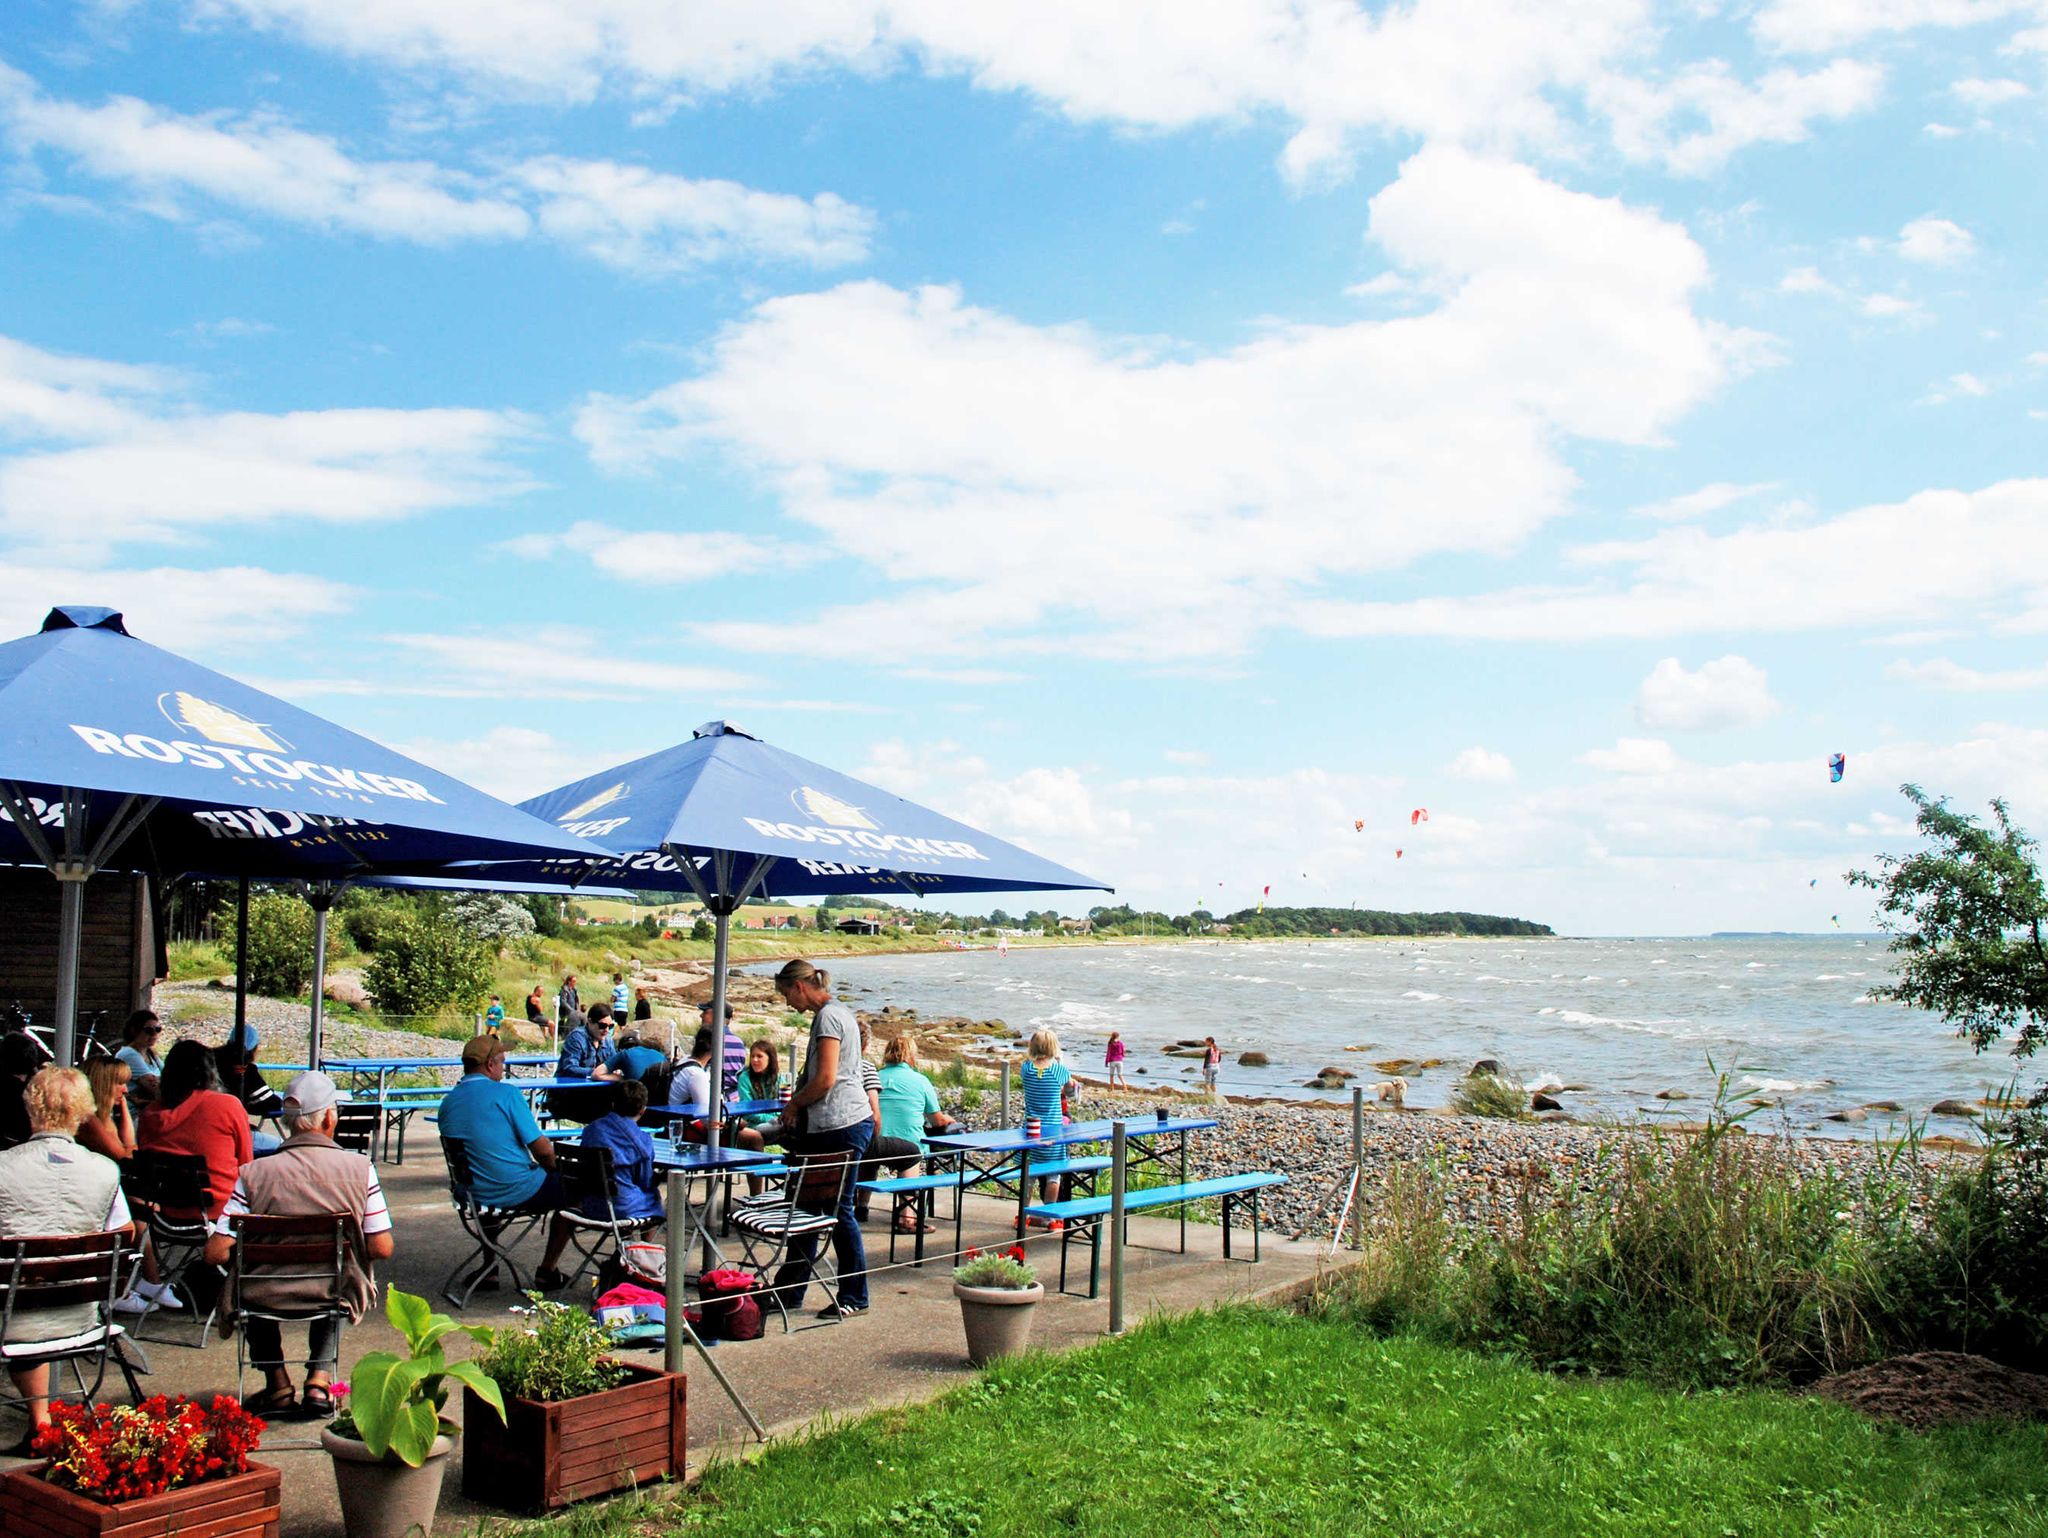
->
xmin=580 ymin=1080 xmax=662 ymax=1221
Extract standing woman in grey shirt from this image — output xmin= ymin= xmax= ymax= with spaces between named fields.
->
xmin=770 ymin=959 xmax=873 ymax=1318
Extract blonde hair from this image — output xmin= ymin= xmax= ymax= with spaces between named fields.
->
xmin=1027 ymin=1029 xmax=1060 ymax=1065
xmin=85 ymin=1058 xmax=128 ymax=1120
xmin=883 ymin=1034 xmax=919 ymax=1069
xmin=25 ymin=1066 xmax=95 ymax=1135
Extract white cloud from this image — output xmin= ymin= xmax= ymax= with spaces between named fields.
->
xmin=583 ymin=147 xmax=1745 ymax=659
xmin=1164 ymin=748 xmax=1212 ymax=767
xmin=1630 ymin=480 xmax=1776 ymax=521
xmin=384 ymin=629 xmax=755 ymax=700
xmin=894 ymin=667 xmax=1029 ymax=686
xmin=1635 ymin=655 xmax=1780 ymax=730
xmin=1597 ymin=58 xmax=1884 ymax=176
xmin=1886 ymin=657 xmax=2048 ymax=690
xmin=1294 ymin=477 xmax=2048 ymax=642
xmin=1447 ymin=746 xmax=1515 ymax=782
xmin=1951 ymin=76 xmax=2031 ymax=107
xmin=1777 ymin=265 xmax=1925 ymax=322
xmin=1752 ymin=0 xmax=2037 ymax=52
xmin=0 ymin=557 xmax=352 ymax=652
xmin=385 ymin=725 xmax=625 ymax=803
xmin=0 ymin=63 xmax=871 ymax=272
xmin=187 ymin=0 xmax=1853 ymax=187
xmin=1896 ymin=215 xmax=1976 ymax=265
xmin=1922 ymin=371 xmax=1991 ymax=405
xmin=1579 ymin=737 xmax=1681 ymax=774
xmin=502 ymin=520 xmax=784 ymax=583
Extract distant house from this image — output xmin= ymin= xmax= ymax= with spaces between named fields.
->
xmin=836 ymin=917 xmax=882 ymax=936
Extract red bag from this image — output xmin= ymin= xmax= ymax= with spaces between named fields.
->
xmin=697 ymin=1268 xmax=764 ymax=1342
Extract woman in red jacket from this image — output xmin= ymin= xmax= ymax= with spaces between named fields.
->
xmin=139 ymin=1040 xmax=252 ymax=1221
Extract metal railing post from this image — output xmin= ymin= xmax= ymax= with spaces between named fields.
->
xmin=1350 ymin=1086 xmax=1365 ymax=1251
xmin=1000 ymin=1053 xmax=1011 ymax=1123
xmin=1109 ymin=1119 xmax=1127 ymax=1335
xmin=663 ymin=1170 xmax=687 ymax=1373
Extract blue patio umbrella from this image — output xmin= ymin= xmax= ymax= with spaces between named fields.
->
xmin=0 ymin=605 xmax=618 ymax=1064
xmin=443 ymin=719 xmax=1111 ymax=1276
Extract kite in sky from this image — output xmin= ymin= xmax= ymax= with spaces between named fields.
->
xmin=1354 ymin=819 xmax=1364 ymax=832
xmin=1411 ymin=808 xmax=1429 ymax=825
xmin=1395 ymin=848 xmax=1404 ymax=859
xmin=1828 ymin=753 xmax=1846 ymax=783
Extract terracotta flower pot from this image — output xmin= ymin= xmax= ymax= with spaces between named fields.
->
xmin=322 ymin=1428 xmax=454 ymax=1538
xmin=954 ymin=1280 xmax=1044 ymax=1366
xmin=0 ymin=1461 xmax=280 ymax=1538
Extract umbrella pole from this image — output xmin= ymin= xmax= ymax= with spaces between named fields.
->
xmin=52 ymin=870 xmax=87 ymax=1067
xmin=234 ymin=878 xmax=250 ymax=1065
xmin=703 ymin=898 xmax=730 ymax=1274
xmin=307 ymin=886 xmax=336 ymax=1070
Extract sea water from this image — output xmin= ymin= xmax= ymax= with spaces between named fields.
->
xmin=806 ymin=936 xmax=2026 ymax=1136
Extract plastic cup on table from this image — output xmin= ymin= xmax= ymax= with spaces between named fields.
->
xmin=1024 ymin=1116 xmax=1042 ymax=1141
xmin=1156 ymin=1106 xmax=1168 ymax=1124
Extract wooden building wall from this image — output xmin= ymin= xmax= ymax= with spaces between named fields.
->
xmin=0 ymin=869 xmax=159 ymax=1024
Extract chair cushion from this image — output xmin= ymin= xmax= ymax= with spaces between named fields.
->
xmin=732 ymin=1211 xmax=836 ymax=1238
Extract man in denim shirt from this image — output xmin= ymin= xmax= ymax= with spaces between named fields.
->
xmin=556 ymin=1003 xmax=615 ymax=1079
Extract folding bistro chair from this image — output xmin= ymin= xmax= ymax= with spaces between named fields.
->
xmin=438 ymin=1136 xmax=547 ymax=1307
xmin=727 ymin=1149 xmax=852 ymax=1332
xmin=551 ymin=1144 xmax=663 ymax=1289
xmin=122 ymin=1150 xmax=221 ymax=1347
xmin=330 ymin=1105 xmax=380 ymax=1158
xmin=0 ymin=1231 xmax=149 ymax=1415
xmin=221 ymin=1212 xmax=352 ymax=1406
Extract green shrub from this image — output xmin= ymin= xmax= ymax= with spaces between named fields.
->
xmin=477 ymin=1297 xmax=627 ymax=1404
xmin=1868 ymin=1102 xmax=2048 ymax=1367
xmin=1450 ymin=1072 xmax=1528 ymax=1120
xmin=219 ymin=891 xmax=338 ymax=998
xmin=691 ymin=916 xmax=713 ymax=942
xmin=363 ymin=910 xmax=493 ymax=1022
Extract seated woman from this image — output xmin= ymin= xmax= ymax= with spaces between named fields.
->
xmin=855 ymin=1025 xmax=925 ymax=1227
xmin=737 ymin=1039 xmax=786 ymax=1130
xmin=79 ymin=1058 xmax=182 ymax=1316
xmin=578 ymin=1080 xmax=663 ymax=1222
xmin=673 ymin=1028 xmax=765 ymax=1153
xmin=0 ymin=1067 xmax=137 ymax=1454
xmin=874 ymin=1034 xmax=961 ymax=1233
xmin=138 ymin=1040 xmax=253 ymax=1223
xmin=113 ymin=1010 xmax=164 ymax=1106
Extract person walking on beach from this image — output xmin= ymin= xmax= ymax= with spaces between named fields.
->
xmin=558 ymin=973 xmax=580 ymax=1034
xmin=1105 ymin=1031 xmax=1128 ymax=1089
xmin=611 ymin=972 xmax=630 ymax=1020
xmin=1201 ymin=1036 xmax=1222 ymax=1097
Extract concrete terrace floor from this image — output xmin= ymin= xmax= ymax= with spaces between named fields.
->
xmin=0 ymin=1141 xmax=1342 ymax=1537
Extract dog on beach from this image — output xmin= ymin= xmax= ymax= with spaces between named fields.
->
xmin=1370 ymin=1077 xmax=1407 ymax=1109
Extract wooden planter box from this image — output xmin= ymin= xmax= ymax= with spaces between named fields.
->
xmin=461 ymin=1360 xmax=685 ymax=1512
xmin=0 ymin=1462 xmax=281 ymax=1538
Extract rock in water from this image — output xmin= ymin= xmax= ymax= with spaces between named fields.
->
xmin=1827 ymin=1108 xmax=1868 ymax=1124
xmin=1655 ymin=1088 xmax=1690 ymax=1101
xmin=1470 ymin=1058 xmax=1502 ymax=1077
xmin=1930 ymin=1099 xmax=1979 ymax=1118
xmin=1237 ymin=1051 xmax=1270 ymax=1067
xmin=1530 ymin=1092 xmax=1562 ymax=1112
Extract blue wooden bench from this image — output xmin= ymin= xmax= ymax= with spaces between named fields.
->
xmin=858 ymin=1156 xmax=1113 ymax=1264
xmin=1025 ymin=1172 xmax=1290 ymax=1297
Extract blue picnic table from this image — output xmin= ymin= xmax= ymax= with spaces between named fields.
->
xmin=924 ymin=1115 xmax=1219 ymax=1254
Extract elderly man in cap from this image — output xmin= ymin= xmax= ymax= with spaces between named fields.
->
xmin=203 ymin=1072 xmax=393 ymax=1418
xmin=438 ymin=1034 xmax=577 ymax=1291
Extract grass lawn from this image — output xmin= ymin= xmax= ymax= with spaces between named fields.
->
xmin=648 ymin=1309 xmax=2044 ymax=1538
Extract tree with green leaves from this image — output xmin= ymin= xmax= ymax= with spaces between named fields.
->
xmin=219 ymin=891 xmax=340 ymax=998
xmin=1850 ymin=784 xmax=2047 ymax=1068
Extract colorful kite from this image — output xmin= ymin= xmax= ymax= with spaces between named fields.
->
xmin=1828 ymin=753 xmax=1846 ymax=783
xmin=1353 ymin=819 xmax=1364 ymax=832
xmin=1411 ymin=808 xmax=1429 ymax=825
xmin=1395 ymin=848 xmax=1404 ymax=859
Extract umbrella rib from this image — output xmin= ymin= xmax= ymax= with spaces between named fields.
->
xmin=86 ymin=795 xmax=160 ymax=870
xmin=0 ymin=781 xmax=58 ymax=868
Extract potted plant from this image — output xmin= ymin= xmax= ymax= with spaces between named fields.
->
xmin=320 ymin=1287 xmax=505 ymax=1538
xmin=0 ymin=1394 xmax=278 ymax=1538
xmin=461 ymin=1295 xmax=687 ymax=1512
xmin=953 ymin=1244 xmax=1045 ymax=1366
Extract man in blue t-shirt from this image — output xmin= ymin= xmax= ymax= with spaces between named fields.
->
xmin=438 ymin=1035 xmax=576 ymax=1290
xmin=595 ymin=1031 xmax=666 ymax=1084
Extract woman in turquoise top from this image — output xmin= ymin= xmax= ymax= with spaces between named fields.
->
xmin=1019 ymin=1028 xmax=1074 ymax=1208
xmin=738 ymin=1039 xmax=787 ymax=1130
xmin=875 ymin=1035 xmax=960 ymax=1233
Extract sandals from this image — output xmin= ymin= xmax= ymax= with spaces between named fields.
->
xmin=299 ymin=1383 xmax=336 ymax=1420
xmin=893 ymin=1210 xmax=928 ymax=1234
xmin=241 ymin=1384 xmax=297 ymax=1417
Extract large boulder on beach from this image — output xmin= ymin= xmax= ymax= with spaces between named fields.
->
xmin=1470 ymin=1058 xmax=1501 ymax=1077
xmin=1827 ymin=1108 xmax=1868 ymax=1124
xmin=323 ymin=976 xmax=370 ymax=1010
xmin=1931 ymin=1099 xmax=1979 ymax=1118
xmin=1238 ymin=1051 xmax=1269 ymax=1067
xmin=1530 ymin=1092 xmax=1562 ymax=1112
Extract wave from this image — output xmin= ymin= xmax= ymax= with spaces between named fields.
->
xmin=1401 ymin=991 xmax=1444 ymax=1002
xmin=1223 ymin=974 xmax=1272 ymax=984
xmin=1539 ymin=1006 xmax=1699 ymax=1037
xmin=1815 ymin=974 xmax=1845 ymax=982
xmin=1741 ymin=1075 xmax=1833 ymax=1094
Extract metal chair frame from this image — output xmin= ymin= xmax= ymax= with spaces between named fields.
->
xmin=438 ymin=1136 xmax=546 ymax=1307
xmin=0 ymin=1231 xmax=149 ymax=1415
xmin=551 ymin=1143 xmax=663 ymax=1289
xmin=726 ymin=1151 xmax=852 ymax=1332
xmin=122 ymin=1150 xmax=221 ymax=1347
xmin=222 ymin=1211 xmax=353 ymax=1408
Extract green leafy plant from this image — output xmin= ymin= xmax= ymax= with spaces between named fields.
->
xmin=955 ymin=1245 xmax=1036 ymax=1289
xmin=218 ymin=891 xmax=338 ymax=998
xmin=364 ymin=909 xmax=494 ymax=1021
xmin=1450 ymin=1071 xmax=1528 ymax=1120
xmin=477 ymin=1296 xmax=629 ymax=1404
xmin=328 ymin=1288 xmax=504 ymax=1466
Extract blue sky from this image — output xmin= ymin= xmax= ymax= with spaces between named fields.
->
xmin=2 ymin=1 xmax=2044 ymax=935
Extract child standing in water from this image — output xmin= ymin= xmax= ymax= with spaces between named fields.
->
xmin=1105 ymin=1031 xmax=1128 ymax=1088
xmin=1201 ymin=1036 xmax=1222 ymax=1096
